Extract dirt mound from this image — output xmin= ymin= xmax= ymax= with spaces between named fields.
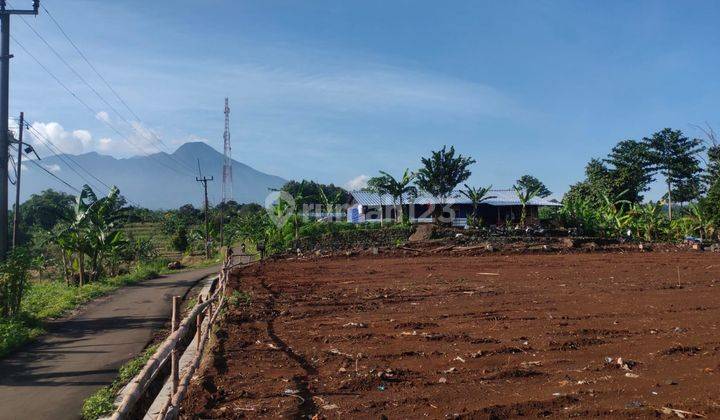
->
xmin=408 ymin=224 xmax=435 ymax=242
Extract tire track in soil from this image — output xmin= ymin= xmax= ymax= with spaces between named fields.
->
xmin=260 ymin=278 xmax=319 ymax=419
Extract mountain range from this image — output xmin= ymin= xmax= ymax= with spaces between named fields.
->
xmin=20 ymin=142 xmax=287 ymax=209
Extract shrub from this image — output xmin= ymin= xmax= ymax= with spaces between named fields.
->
xmin=1 ymin=248 xmax=40 ymax=318
xmin=81 ymin=344 xmax=158 ymax=419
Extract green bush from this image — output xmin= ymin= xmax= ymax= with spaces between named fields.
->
xmin=1 ymin=261 xmax=169 ymax=358
xmin=81 ymin=344 xmax=158 ymax=419
xmin=228 ymin=290 xmax=251 ymax=308
xmin=0 ymin=317 xmax=42 ymax=358
xmin=1 ymin=248 xmax=40 ymax=318
xmin=81 ymin=386 xmax=116 ymax=420
xmin=171 ymin=226 xmax=189 ymax=252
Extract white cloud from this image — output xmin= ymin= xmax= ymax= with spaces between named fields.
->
xmin=43 ymin=163 xmax=61 ymax=173
xmin=29 ymin=122 xmax=90 ymax=155
xmin=345 ymin=174 xmax=369 ymax=191
xmin=97 ymin=137 xmax=113 ymax=152
xmin=95 ymin=111 xmax=110 ymax=123
xmin=73 ymin=129 xmax=92 ymax=147
xmin=23 ymin=119 xmax=188 ymax=158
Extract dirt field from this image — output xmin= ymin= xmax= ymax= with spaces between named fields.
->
xmin=182 ymin=252 xmax=720 ymax=419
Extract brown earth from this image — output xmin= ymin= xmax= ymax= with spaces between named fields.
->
xmin=182 ymin=252 xmax=720 ymax=419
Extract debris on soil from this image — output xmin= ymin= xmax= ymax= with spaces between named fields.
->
xmin=662 ymin=345 xmax=701 ymax=356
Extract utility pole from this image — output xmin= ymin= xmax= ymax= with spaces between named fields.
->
xmin=11 ymin=111 xmax=23 ymax=247
xmin=0 ymin=1 xmax=39 ymax=260
xmin=196 ymin=159 xmax=213 ymax=259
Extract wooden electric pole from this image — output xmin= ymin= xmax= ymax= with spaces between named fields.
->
xmin=196 ymin=159 xmax=214 ymax=259
xmin=196 ymin=172 xmax=213 ymax=259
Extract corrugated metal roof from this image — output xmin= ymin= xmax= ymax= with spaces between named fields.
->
xmin=350 ymin=190 xmax=561 ymax=207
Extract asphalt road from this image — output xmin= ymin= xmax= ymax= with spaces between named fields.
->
xmin=0 ymin=265 xmax=219 ymax=420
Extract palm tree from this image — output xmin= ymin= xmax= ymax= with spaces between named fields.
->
xmin=460 ymin=184 xmax=495 ymax=228
xmin=368 ymin=169 xmax=417 ymax=223
xmin=512 ymin=185 xmax=541 ymax=227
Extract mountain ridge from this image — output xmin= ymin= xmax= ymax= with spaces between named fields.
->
xmin=21 ymin=142 xmax=286 ymax=209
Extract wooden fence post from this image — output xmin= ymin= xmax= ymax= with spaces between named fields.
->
xmin=171 ymin=296 xmax=180 ymax=394
xmin=196 ymin=295 xmax=204 ymax=350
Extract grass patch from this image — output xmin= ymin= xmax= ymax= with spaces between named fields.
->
xmin=0 ymin=260 xmax=166 ymax=358
xmin=81 ymin=344 xmax=158 ymax=420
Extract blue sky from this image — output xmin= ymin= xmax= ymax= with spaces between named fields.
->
xmin=8 ymin=0 xmax=720 ymax=199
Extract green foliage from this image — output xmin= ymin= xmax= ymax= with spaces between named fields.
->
xmin=53 ymin=185 xmax=130 ymax=286
xmin=513 ymin=185 xmax=540 ymax=227
xmin=0 ymin=248 xmax=41 ymax=318
xmin=516 ymin=175 xmax=551 ymax=198
xmin=556 ymin=189 xmax=718 ymax=242
xmin=228 ymin=290 xmax=251 ymax=308
xmin=460 ymin=184 xmax=495 ymax=228
xmin=0 ymin=261 xmax=165 ymax=358
xmin=628 ymin=202 xmax=667 ymax=241
xmin=170 ymin=226 xmax=189 ymax=252
xmin=281 ymin=180 xmax=350 ymax=206
xmin=81 ymin=344 xmax=159 ymax=419
xmin=643 ymin=128 xmax=705 ymax=213
xmin=603 ymin=140 xmax=654 ymax=203
xmin=19 ymin=189 xmax=75 ymax=231
xmin=415 ymin=145 xmax=475 ymax=203
xmin=0 ymin=317 xmax=42 ymax=358
xmin=367 ymin=169 xmax=417 ymax=222
xmin=81 ymin=386 xmax=116 ymax=420
xmin=126 ymin=236 xmax=159 ymax=263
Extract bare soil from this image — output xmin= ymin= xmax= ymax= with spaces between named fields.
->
xmin=182 ymin=252 xmax=720 ymax=419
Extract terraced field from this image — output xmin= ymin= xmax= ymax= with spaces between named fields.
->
xmin=124 ymin=222 xmax=182 ymax=260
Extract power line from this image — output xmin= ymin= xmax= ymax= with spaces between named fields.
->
xmin=24 ymin=122 xmax=111 ymax=193
xmin=19 ymin=5 xmax=197 ymax=175
xmin=42 ymin=4 xmax=184 ymax=156
xmin=11 ymin=35 xmax=194 ymax=178
xmin=20 ymin=117 xmax=146 ymax=208
xmin=11 ymin=144 xmax=81 ymax=193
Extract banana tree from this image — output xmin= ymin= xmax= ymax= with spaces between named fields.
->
xmin=460 ymin=184 xmax=495 ymax=228
xmin=317 ymin=187 xmax=345 ymax=220
xmin=53 ymin=185 xmax=127 ymax=285
xmin=599 ymin=191 xmax=631 ymax=237
xmin=368 ymin=169 xmax=417 ymax=223
xmin=628 ymin=202 xmax=666 ymax=241
xmin=683 ymin=203 xmax=715 ymax=240
xmin=512 ymin=185 xmax=540 ymax=227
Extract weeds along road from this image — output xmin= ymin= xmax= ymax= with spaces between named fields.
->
xmin=0 ymin=265 xmax=220 ymax=420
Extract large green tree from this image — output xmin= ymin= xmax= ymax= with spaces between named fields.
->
xmin=603 ymin=139 xmax=654 ymax=203
xmin=19 ymin=189 xmax=74 ymax=231
xmin=643 ymin=128 xmax=705 ymax=219
xmin=515 ymin=175 xmax=551 ymax=198
xmin=564 ymin=158 xmax=614 ymax=206
xmin=281 ymin=180 xmax=349 ymax=207
xmin=415 ymin=146 xmax=475 ymax=222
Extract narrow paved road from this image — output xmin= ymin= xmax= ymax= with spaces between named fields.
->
xmin=0 ymin=266 xmax=219 ymax=420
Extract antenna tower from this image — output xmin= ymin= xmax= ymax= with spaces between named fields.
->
xmin=222 ymin=97 xmax=233 ymax=203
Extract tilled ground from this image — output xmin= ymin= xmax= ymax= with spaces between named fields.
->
xmin=182 ymin=252 xmax=720 ymax=419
